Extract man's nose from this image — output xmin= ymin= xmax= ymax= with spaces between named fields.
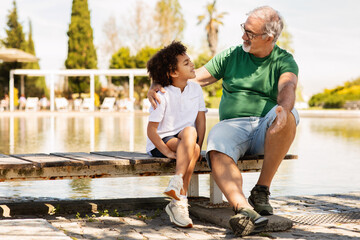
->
xmin=242 ymin=32 xmax=249 ymax=41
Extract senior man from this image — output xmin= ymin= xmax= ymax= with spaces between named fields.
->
xmin=148 ymin=6 xmax=299 ymax=237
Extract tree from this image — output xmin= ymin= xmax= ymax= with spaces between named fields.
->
xmin=109 ymin=46 xmax=159 ymax=104
xmin=197 ymin=0 xmax=227 ymax=56
xmin=194 ymin=51 xmax=222 ymax=108
xmin=109 ymin=47 xmax=135 ymax=87
xmin=65 ymin=0 xmax=98 ymax=94
xmin=24 ymin=20 xmax=48 ymax=98
xmin=154 ymin=0 xmax=185 ymax=46
xmin=99 ymin=16 xmax=122 ymax=69
xmin=134 ymin=46 xmax=160 ymax=103
xmin=126 ymin=0 xmax=159 ymax=53
xmin=276 ymin=24 xmax=306 ymax=103
xmin=276 ymin=24 xmax=294 ymax=54
xmin=0 ymin=0 xmax=26 ymax=98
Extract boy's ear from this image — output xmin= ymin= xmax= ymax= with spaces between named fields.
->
xmin=170 ymin=70 xmax=179 ymax=78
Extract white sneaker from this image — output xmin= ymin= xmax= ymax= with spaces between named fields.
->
xmin=164 ymin=174 xmax=183 ymax=200
xmin=165 ymin=198 xmax=193 ymax=228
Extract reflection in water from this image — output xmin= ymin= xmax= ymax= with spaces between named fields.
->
xmin=310 ymin=118 xmax=360 ymax=140
xmin=69 ymin=179 xmax=92 ymax=199
xmin=0 ymin=113 xmax=359 ymax=200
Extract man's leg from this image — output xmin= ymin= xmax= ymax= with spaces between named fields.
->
xmin=249 ymin=109 xmax=298 ymax=215
xmin=210 ymin=150 xmax=268 ymax=236
xmin=209 ymin=150 xmax=252 ymax=208
xmin=258 ymin=112 xmax=296 ymax=186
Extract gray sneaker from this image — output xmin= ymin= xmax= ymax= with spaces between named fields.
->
xmin=229 ymin=207 xmax=268 ymax=237
xmin=248 ymin=185 xmax=273 ymax=215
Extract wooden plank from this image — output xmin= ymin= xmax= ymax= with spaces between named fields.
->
xmin=10 ymin=153 xmax=84 ymax=167
xmin=0 ymin=154 xmax=34 ymax=169
xmin=91 ymin=151 xmax=175 ymax=164
xmin=50 ymin=152 xmax=131 ymax=166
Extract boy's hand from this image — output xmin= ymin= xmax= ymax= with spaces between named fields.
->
xmin=164 ymin=150 xmax=176 ymax=159
xmin=147 ymin=83 xmax=166 ymax=109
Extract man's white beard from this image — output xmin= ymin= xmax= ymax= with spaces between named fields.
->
xmin=242 ymin=42 xmax=251 ymax=52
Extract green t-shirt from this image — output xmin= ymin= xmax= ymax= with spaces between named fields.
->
xmin=205 ymin=45 xmax=298 ymax=120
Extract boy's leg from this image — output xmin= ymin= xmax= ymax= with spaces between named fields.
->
xmin=182 ymin=144 xmax=200 ymax=195
xmin=166 ymin=126 xmax=199 ymax=195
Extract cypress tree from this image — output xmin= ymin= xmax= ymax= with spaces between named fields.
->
xmin=0 ymin=0 xmax=26 ymax=97
xmin=24 ymin=20 xmax=48 ymax=98
xmin=65 ymin=0 xmax=98 ymax=94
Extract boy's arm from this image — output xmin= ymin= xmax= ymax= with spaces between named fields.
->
xmin=195 ymin=111 xmax=206 ymax=150
xmin=147 ymin=121 xmax=176 ymax=159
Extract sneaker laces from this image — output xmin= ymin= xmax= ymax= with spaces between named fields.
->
xmin=175 ymin=199 xmax=190 ymax=217
xmin=253 ymin=188 xmax=270 ymax=204
xmin=233 ymin=204 xmax=243 ymax=215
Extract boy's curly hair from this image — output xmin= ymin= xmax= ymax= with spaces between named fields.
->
xmin=147 ymin=41 xmax=187 ymax=87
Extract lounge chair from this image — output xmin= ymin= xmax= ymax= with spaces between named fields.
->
xmin=80 ymin=98 xmax=93 ymax=111
xmin=73 ymin=98 xmax=82 ymax=111
xmin=55 ymin=97 xmax=69 ymax=111
xmin=100 ymin=97 xmax=116 ymax=112
xmin=117 ymin=98 xmax=135 ymax=112
xmin=0 ymin=99 xmax=8 ymax=112
xmin=25 ymin=97 xmax=39 ymax=111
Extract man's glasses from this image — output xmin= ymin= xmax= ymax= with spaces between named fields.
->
xmin=240 ymin=23 xmax=266 ymax=40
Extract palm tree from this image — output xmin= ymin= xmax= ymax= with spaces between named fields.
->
xmin=197 ymin=0 xmax=227 ymax=56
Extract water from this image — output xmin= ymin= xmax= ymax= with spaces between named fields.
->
xmin=0 ymin=112 xmax=359 ymax=201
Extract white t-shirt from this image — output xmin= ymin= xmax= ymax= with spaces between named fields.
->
xmin=146 ymin=81 xmax=207 ymax=154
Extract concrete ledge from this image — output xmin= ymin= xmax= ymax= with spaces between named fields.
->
xmin=0 ymin=198 xmax=168 ymax=217
xmin=189 ymin=199 xmax=293 ymax=232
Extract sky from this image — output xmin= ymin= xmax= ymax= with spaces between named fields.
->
xmin=0 ymin=0 xmax=360 ymax=98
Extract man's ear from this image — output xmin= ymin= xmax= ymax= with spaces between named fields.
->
xmin=266 ymin=34 xmax=274 ymax=43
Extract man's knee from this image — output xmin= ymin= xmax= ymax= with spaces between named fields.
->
xmin=209 ymin=150 xmax=227 ymax=166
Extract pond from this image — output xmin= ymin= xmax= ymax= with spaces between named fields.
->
xmin=0 ymin=111 xmax=359 ymax=200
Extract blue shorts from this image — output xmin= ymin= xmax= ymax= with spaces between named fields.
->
xmin=205 ymin=105 xmax=300 ymax=168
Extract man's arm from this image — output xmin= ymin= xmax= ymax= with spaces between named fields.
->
xmin=193 ymin=66 xmax=218 ymax=87
xmin=147 ymin=66 xmax=218 ymax=108
xmin=271 ymin=72 xmax=297 ymax=134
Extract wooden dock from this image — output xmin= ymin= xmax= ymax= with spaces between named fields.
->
xmin=0 ymin=151 xmax=297 ymax=204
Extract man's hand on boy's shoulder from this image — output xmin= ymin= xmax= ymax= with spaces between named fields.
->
xmin=148 ymin=82 xmax=166 ymax=109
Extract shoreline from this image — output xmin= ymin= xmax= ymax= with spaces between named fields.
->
xmin=1 ymin=108 xmax=360 ymax=118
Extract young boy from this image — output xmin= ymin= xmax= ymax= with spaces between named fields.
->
xmin=146 ymin=41 xmax=206 ymax=228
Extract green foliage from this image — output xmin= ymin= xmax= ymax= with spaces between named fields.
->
xmin=194 ymin=52 xmax=222 ymax=108
xmin=65 ymin=0 xmax=98 ymax=93
xmin=109 ymin=47 xmax=135 ymax=86
xmin=23 ymin=20 xmax=48 ymax=98
xmin=154 ymin=0 xmax=185 ymax=45
xmin=109 ymin=46 xmax=160 ymax=104
xmin=0 ymin=0 xmax=26 ymax=97
xmin=133 ymin=46 xmax=160 ymax=103
xmin=276 ymin=24 xmax=294 ymax=54
xmin=309 ymin=77 xmax=360 ymax=108
xmin=2 ymin=1 xmax=26 ymax=50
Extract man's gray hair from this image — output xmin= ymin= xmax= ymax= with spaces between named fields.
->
xmin=247 ymin=6 xmax=284 ymax=44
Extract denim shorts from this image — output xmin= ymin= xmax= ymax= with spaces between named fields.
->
xmin=205 ymin=105 xmax=300 ymax=168
xmin=150 ymin=131 xmax=200 ymax=158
